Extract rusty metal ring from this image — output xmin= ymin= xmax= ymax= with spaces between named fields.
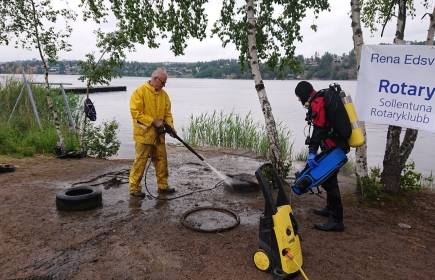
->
xmin=181 ymin=206 xmax=240 ymax=233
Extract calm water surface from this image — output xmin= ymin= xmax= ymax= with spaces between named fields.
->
xmin=20 ymin=74 xmax=435 ymax=175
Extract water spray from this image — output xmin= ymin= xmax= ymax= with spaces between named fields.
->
xmin=162 ymin=123 xmax=232 ymax=185
xmin=140 ymin=123 xmax=229 ymax=201
xmin=163 ymin=123 xmax=228 ymax=182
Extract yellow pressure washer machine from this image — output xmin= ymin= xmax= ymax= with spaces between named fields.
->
xmin=253 ymin=163 xmax=307 ymax=280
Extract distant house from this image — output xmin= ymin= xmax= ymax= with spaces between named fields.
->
xmin=48 ymin=67 xmax=59 ymax=73
xmin=224 ymin=73 xmax=237 ymax=79
xmin=333 ymin=57 xmax=342 ymax=63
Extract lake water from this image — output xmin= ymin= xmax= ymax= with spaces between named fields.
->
xmin=9 ymin=74 xmax=434 ymax=176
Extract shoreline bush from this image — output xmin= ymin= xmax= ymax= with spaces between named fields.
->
xmin=0 ymin=75 xmax=120 ymax=158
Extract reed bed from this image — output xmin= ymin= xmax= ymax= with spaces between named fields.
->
xmin=181 ymin=110 xmax=293 ymax=162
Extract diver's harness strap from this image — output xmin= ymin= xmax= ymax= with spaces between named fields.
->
xmin=303 ymin=83 xmax=342 ymax=146
xmin=303 ymin=89 xmax=327 ymax=146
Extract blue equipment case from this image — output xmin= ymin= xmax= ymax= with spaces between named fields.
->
xmin=291 ymin=147 xmax=348 ymax=195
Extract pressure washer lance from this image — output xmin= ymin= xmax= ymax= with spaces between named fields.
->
xmin=162 ymin=123 xmax=204 ymax=161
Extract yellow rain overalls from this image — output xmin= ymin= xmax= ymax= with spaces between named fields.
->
xmin=129 ymin=81 xmax=174 ymax=194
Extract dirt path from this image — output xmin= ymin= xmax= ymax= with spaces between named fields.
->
xmin=1 ymin=146 xmax=434 ymax=280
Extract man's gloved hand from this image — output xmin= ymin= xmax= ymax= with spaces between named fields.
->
xmin=307 ymin=153 xmax=318 ymax=169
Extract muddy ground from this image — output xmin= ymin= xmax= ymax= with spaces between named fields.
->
xmin=0 ymin=144 xmax=435 ymax=280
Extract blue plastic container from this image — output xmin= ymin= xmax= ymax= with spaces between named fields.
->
xmin=291 ymin=147 xmax=348 ymax=195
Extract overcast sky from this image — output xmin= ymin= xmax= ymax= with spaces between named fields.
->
xmin=0 ymin=0 xmax=433 ymax=63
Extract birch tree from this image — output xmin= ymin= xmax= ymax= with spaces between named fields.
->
xmin=77 ymin=0 xmax=209 ymax=156
xmin=350 ymin=0 xmax=369 ymax=187
xmin=423 ymin=6 xmax=435 ymax=46
xmin=0 ymin=0 xmax=77 ymax=154
xmin=381 ymin=0 xmax=417 ymax=193
xmin=77 ymin=29 xmax=134 ymax=152
xmin=212 ymin=0 xmax=330 ymax=178
xmin=359 ymin=0 xmax=433 ymax=193
xmin=80 ymin=0 xmax=208 ymax=57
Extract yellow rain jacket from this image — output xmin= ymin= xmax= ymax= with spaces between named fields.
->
xmin=129 ymin=81 xmax=174 ymax=193
xmin=130 ymin=81 xmax=174 ymax=144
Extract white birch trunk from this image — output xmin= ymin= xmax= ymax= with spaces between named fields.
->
xmin=42 ymin=62 xmax=67 ymax=153
xmin=381 ymin=0 xmax=419 ymax=192
xmin=246 ymin=0 xmax=284 ymax=177
xmin=31 ymin=0 xmax=66 ymax=153
xmin=426 ymin=6 xmax=435 ymax=45
xmin=350 ymin=0 xmax=369 ymax=180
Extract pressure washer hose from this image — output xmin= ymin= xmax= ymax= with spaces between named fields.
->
xmin=303 ymin=124 xmax=310 ymax=138
xmin=142 ymin=124 xmax=212 ymax=200
xmin=284 ymin=251 xmax=309 ymax=280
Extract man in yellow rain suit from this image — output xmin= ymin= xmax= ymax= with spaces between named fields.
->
xmin=129 ymin=69 xmax=176 ymax=197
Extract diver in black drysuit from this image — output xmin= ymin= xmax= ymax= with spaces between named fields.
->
xmin=294 ymin=81 xmax=349 ymax=232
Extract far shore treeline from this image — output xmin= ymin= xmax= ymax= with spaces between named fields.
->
xmin=1 ymin=51 xmax=357 ymax=80
xmin=1 ymin=41 xmax=432 ymax=81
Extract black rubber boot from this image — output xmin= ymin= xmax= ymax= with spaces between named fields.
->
xmin=314 ymin=208 xmax=344 ymax=231
xmin=313 ymin=207 xmax=330 ymax=217
xmin=313 ymin=196 xmax=330 ymax=216
xmin=314 ymin=179 xmax=344 ymax=231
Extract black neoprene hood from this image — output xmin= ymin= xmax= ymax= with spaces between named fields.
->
xmin=295 ymin=81 xmax=313 ymax=106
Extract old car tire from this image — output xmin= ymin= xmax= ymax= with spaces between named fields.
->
xmin=56 ymin=186 xmax=102 ymax=211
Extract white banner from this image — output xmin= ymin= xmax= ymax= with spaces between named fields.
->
xmin=355 ymin=45 xmax=435 ymax=133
